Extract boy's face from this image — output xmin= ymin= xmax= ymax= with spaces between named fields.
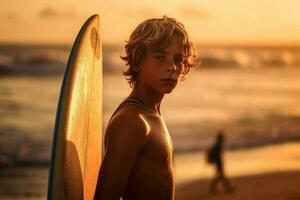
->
xmin=137 ymin=36 xmax=184 ymax=95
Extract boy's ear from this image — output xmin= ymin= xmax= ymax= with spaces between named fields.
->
xmin=180 ymin=76 xmax=186 ymax=81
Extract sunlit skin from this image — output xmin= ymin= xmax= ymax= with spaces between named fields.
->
xmin=94 ymin=36 xmax=184 ymax=200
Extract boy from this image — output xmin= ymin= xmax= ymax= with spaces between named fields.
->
xmin=94 ymin=16 xmax=197 ymax=200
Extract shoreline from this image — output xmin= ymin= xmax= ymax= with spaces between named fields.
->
xmin=174 ymin=142 xmax=300 ymax=185
xmin=173 ymin=138 xmax=300 ymax=154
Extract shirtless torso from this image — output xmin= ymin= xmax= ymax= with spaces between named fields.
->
xmin=95 ymin=97 xmax=174 ymax=200
xmin=93 ymin=24 xmax=192 ymax=199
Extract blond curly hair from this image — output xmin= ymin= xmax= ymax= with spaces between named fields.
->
xmin=121 ymin=16 xmax=198 ymax=87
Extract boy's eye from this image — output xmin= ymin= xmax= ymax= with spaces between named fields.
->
xmin=174 ymin=58 xmax=184 ymax=65
xmin=155 ymin=55 xmax=166 ymax=62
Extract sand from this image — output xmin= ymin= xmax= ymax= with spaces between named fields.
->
xmin=1 ymin=142 xmax=300 ymax=199
xmin=174 ymin=142 xmax=300 ymax=185
xmin=175 ymin=142 xmax=300 ymax=200
xmin=1 ymin=167 xmax=299 ymax=200
xmin=176 ymin=171 xmax=300 ymax=200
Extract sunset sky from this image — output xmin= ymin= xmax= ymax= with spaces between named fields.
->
xmin=0 ymin=0 xmax=299 ymax=45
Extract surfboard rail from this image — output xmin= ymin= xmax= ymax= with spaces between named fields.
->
xmin=47 ymin=14 xmax=102 ymax=200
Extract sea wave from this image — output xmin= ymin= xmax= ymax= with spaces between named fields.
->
xmin=1 ymin=44 xmax=300 ymax=76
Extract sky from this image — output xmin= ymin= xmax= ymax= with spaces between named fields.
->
xmin=0 ymin=0 xmax=299 ymax=46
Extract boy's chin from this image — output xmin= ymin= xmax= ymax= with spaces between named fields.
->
xmin=162 ymin=88 xmax=175 ymax=94
xmin=156 ymin=85 xmax=177 ymax=94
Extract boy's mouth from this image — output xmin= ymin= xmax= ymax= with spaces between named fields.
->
xmin=161 ymin=78 xmax=177 ymax=84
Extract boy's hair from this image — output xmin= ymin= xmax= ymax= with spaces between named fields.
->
xmin=121 ymin=16 xmax=198 ymax=87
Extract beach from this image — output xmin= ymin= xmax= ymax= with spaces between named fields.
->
xmin=1 ymin=142 xmax=300 ymax=199
xmin=176 ymin=170 xmax=300 ymax=200
xmin=1 ymin=0 xmax=300 ymax=198
xmin=1 ymin=45 xmax=300 ymax=199
xmin=175 ymin=142 xmax=300 ymax=200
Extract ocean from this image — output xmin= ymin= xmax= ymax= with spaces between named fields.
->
xmin=0 ymin=44 xmax=300 ymax=167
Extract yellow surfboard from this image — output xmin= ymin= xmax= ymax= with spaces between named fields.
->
xmin=48 ymin=14 xmax=102 ymax=200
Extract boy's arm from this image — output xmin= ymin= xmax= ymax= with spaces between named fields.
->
xmin=94 ymin=113 xmax=150 ymax=200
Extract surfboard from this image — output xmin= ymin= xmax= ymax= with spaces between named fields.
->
xmin=47 ymin=14 xmax=102 ymax=200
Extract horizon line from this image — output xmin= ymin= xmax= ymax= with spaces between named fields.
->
xmin=1 ymin=40 xmax=300 ymax=48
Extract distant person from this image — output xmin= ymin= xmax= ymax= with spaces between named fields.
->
xmin=206 ymin=129 xmax=233 ymax=194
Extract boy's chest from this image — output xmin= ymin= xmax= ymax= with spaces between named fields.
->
xmin=140 ymin=116 xmax=173 ymax=164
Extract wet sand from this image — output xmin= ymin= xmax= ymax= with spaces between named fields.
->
xmin=175 ymin=142 xmax=300 ymax=200
xmin=174 ymin=142 xmax=300 ymax=185
xmin=176 ymin=170 xmax=300 ymax=200
xmin=1 ymin=142 xmax=300 ymax=199
xmin=1 ymin=167 xmax=300 ymax=200
xmin=0 ymin=166 xmax=48 ymax=200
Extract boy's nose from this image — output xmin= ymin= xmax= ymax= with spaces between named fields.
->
xmin=166 ymin=61 xmax=177 ymax=72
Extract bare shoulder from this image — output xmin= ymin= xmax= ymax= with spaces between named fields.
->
xmin=104 ymin=105 xmax=151 ymax=149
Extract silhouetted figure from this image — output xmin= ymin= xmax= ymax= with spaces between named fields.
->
xmin=206 ymin=130 xmax=233 ymax=194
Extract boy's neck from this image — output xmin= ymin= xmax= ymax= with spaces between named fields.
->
xmin=129 ymin=85 xmax=163 ymax=116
